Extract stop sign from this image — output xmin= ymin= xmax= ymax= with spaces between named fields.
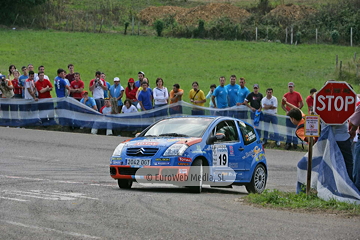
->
xmin=314 ymin=81 xmax=356 ymax=125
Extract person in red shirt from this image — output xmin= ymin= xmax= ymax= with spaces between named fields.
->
xmin=281 ymin=82 xmax=304 ymax=150
xmin=35 ymin=72 xmax=55 ymax=126
xmin=125 ymin=78 xmax=138 ymax=106
xmin=306 ymin=88 xmax=317 ymax=114
xmin=11 ymin=70 xmax=22 ymax=99
xmin=35 ymin=72 xmax=53 ymax=99
xmin=69 ymin=72 xmax=84 ymax=100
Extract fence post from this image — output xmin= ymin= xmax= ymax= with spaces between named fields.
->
xmin=350 ymin=27 xmax=353 ymax=47
xmin=290 ymin=26 xmax=293 ymax=45
xmin=93 ymin=20 xmax=96 ymax=33
xmin=255 ymin=27 xmax=258 ymax=41
xmin=354 ymin=52 xmax=357 ymax=61
xmin=316 ymin=28 xmax=318 ymax=44
xmin=336 ymin=55 xmax=338 ymax=68
xmin=357 ymin=64 xmax=359 ymax=78
xmin=285 ymin=27 xmax=288 ymax=44
xmin=99 ymin=19 xmax=104 ymax=33
xmin=66 ymin=16 xmax=68 ymax=31
xmin=45 ymin=13 xmax=48 ymax=29
xmin=339 ymin=60 xmax=343 ymax=77
xmin=138 ymin=21 xmax=140 ymax=35
xmin=86 ymin=14 xmax=89 ymax=32
xmin=132 ymin=15 xmax=134 ymax=35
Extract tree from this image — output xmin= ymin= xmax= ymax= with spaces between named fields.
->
xmin=0 ymin=0 xmax=48 ymax=25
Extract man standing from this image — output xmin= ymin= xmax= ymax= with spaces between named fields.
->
xmin=35 ymin=72 xmax=52 ymax=99
xmin=89 ymin=71 xmax=108 ymax=111
xmin=19 ymin=66 xmax=28 ymax=98
xmin=69 ymin=72 xmax=84 ymax=101
xmin=65 ymin=64 xmax=75 ymax=84
xmin=54 ymin=68 xmax=70 ymax=98
xmin=189 ymin=81 xmax=206 ymax=115
xmin=135 ymin=71 xmax=145 ymax=88
xmin=137 ymin=81 xmax=153 ymax=111
xmin=261 ymin=88 xmax=280 ymax=146
xmin=212 ymin=76 xmax=229 ymax=116
xmin=25 ymin=71 xmax=38 ymax=101
xmin=101 ymin=72 xmax=111 ymax=99
xmin=0 ymin=75 xmax=14 ymax=125
xmin=169 ymin=83 xmax=184 ymax=115
xmin=281 ymin=82 xmax=304 ymax=150
xmin=349 ymin=105 xmax=360 ymax=191
xmin=109 ymin=77 xmax=125 ymax=114
xmin=226 ymin=74 xmax=240 ymax=118
xmin=237 ymin=77 xmax=250 ymax=120
xmin=34 ymin=66 xmax=49 ymax=82
xmin=245 ymin=84 xmax=263 ymax=138
xmin=36 ymin=72 xmax=55 ymax=125
xmin=306 ymin=88 xmax=317 ymax=114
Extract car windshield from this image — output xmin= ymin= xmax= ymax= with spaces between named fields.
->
xmin=143 ymin=117 xmax=214 ymax=138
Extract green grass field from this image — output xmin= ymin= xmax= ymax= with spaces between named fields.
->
xmin=0 ymin=28 xmax=359 ymax=115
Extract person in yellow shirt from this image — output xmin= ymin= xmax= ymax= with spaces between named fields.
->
xmin=189 ymin=81 xmax=206 ymax=115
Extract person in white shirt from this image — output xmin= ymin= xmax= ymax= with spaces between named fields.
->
xmin=122 ymin=100 xmax=138 ymax=113
xmin=153 ymin=77 xmax=169 ymax=117
xmin=34 ymin=65 xmax=49 ymax=82
xmin=261 ymin=88 xmax=280 ymax=146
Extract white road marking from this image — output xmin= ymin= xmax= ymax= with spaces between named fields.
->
xmin=1 ymin=220 xmax=101 ymax=239
xmin=0 ymin=196 xmax=29 ymax=202
xmin=0 ymin=175 xmax=116 ymax=187
xmin=3 ymin=190 xmax=99 ymax=201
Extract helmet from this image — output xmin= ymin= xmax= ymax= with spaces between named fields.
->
xmin=0 ymin=75 xmax=5 ymax=80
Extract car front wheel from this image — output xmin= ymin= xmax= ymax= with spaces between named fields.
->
xmin=245 ymin=164 xmax=267 ymax=194
xmin=118 ymin=179 xmax=133 ymax=189
xmin=188 ymin=159 xmax=203 ymax=193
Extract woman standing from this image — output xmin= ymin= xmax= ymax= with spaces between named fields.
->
xmin=153 ymin=77 xmax=169 ymax=117
xmin=11 ymin=70 xmax=22 ymax=99
xmin=8 ymin=65 xmax=16 ymax=81
xmin=125 ymin=78 xmax=138 ymax=106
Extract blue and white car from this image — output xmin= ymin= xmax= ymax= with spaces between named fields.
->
xmin=110 ymin=116 xmax=267 ymax=193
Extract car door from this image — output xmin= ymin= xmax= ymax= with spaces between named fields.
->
xmin=209 ymin=120 xmax=244 ymax=171
xmin=236 ymin=120 xmax=261 ymax=172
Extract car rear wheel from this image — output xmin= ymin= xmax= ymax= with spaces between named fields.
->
xmin=245 ymin=164 xmax=267 ymax=194
xmin=188 ymin=159 xmax=203 ymax=193
xmin=118 ymin=179 xmax=133 ymax=189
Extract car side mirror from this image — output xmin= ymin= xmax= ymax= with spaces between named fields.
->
xmin=207 ymin=133 xmax=225 ymax=145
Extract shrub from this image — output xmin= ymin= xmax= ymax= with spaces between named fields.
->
xmin=331 ymin=30 xmax=339 ymax=44
xmin=154 ymin=19 xmax=164 ymax=37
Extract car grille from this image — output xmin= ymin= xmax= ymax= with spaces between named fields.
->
xmin=118 ymin=167 xmax=161 ymax=176
xmin=126 ymin=148 xmax=159 ymax=156
xmin=118 ymin=168 xmax=139 ymax=175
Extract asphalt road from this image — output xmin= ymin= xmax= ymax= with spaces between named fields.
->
xmin=0 ymin=127 xmax=359 ymax=240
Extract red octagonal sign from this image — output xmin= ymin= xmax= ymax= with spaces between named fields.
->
xmin=314 ymin=81 xmax=356 ymax=125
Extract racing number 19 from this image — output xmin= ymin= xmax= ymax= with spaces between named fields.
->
xmin=218 ymin=154 xmax=227 ymax=166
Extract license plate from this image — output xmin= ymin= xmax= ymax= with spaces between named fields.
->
xmin=126 ymin=159 xmax=151 ymax=166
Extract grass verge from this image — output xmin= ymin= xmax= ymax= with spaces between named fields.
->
xmin=243 ymin=189 xmax=360 ymax=216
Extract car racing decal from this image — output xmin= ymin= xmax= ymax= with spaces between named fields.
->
xmin=241 ymin=146 xmax=265 ymax=161
xmin=212 ymin=145 xmax=228 ymax=167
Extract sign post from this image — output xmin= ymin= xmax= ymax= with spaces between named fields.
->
xmin=304 ymin=115 xmax=320 ymax=195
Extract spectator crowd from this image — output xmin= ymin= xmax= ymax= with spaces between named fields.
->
xmin=0 ymin=63 xmax=359 ymax=191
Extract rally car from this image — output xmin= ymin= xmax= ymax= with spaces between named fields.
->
xmin=110 ymin=116 xmax=267 ymax=193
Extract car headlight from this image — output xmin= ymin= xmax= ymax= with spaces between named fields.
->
xmin=112 ymin=143 xmax=125 ymax=156
xmin=163 ymin=144 xmax=188 ymax=156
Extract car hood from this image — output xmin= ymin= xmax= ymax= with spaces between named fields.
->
xmin=125 ymin=137 xmax=202 ymax=148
